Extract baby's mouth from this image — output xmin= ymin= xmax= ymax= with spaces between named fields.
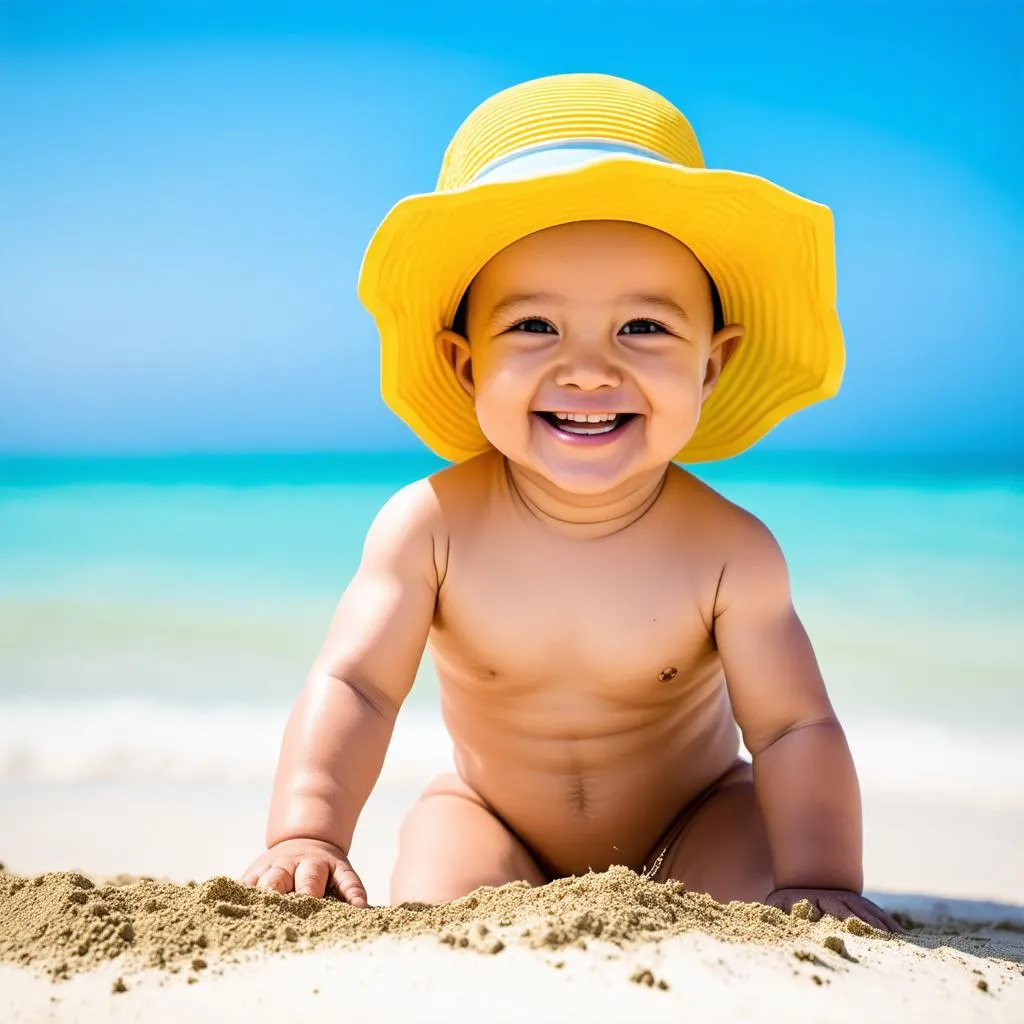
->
xmin=535 ymin=411 xmax=637 ymax=436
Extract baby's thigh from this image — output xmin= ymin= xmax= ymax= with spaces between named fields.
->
xmin=654 ymin=762 xmax=774 ymax=904
xmin=390 ymin=772 xmax=547 ymax=905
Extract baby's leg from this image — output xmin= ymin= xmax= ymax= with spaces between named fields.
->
xmin=390 ymin=772 xmax=548 ymax=904
xmin=649 ymin=761 xmax=774 ymax=903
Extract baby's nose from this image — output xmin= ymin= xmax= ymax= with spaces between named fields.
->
xmin=552 ymin=342 xmax=622 ymax=390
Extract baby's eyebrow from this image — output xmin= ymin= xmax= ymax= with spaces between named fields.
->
xmin=619 ymin=294 xmax=690 ymax=321
xmin=487 ymin=292 xmax=689 ymax=323
xmin=488 ymin=293 xmax=559 ymax=321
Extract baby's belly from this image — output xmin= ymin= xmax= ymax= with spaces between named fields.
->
xmin=442 ymin=688 xmax=741 ymax=877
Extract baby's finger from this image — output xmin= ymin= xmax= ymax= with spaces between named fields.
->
xmin=331 ymin=862 xmax=368 ymax=908
xmin=866 ymin=904 xmax=904 ymax=935
xmin=293 ymin=858 xmax=330 ymax=898
xmin=257 ymin=864 xmax=295 ymax=893
xmin=238 ymin=863 xmax=267 ymax=887
xmin=842 ymin=897 xmax=901 ymax=935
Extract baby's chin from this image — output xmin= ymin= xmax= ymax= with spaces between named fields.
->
xmin=505 ymin=443 xmax=673 ymax=500
xmin=480 ymin=415 xmax=689 ymax=497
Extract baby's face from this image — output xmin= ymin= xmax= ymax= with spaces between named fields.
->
xmin=444 ymin=220 xmax=742 ymax=495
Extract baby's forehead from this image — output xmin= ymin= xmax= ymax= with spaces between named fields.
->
xmin=496 ymin=219 xmax=694 ymax=257
xmin=452 ymin=221 xmax=722 ymax=335
xmin=483 ymin=221 xmax=701 ymax=279
xmin=471 ymin=222 xmax=708 ymax=301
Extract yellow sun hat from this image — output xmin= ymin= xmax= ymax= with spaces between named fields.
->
xmin=358 ymin=72 xmax=845 ymax=463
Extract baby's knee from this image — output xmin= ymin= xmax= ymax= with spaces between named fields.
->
xmin=390 ymin=773 xmax=545 ymax=905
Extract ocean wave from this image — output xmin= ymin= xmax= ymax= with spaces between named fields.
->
xmin=0 ymin=700 xmax=1020 ymax=810
xmin=0 ymin=700 xmax=453 ymax=785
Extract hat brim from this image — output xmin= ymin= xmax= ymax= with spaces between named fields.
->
xmin=358 ymin=155 xmax=844 ymax=463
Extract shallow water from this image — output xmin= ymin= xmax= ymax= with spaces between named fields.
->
xmin=1 ymin=452 xmax=1021 ymax=790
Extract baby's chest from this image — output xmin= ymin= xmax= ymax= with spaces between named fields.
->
xmin=434 ymin=538 xmax=715 ymax=687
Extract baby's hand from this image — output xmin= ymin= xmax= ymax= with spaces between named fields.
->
xmin=238 ymin=837 xmax=368 ymax=908
xmin=766 ymin=887 xmax=903 ymax=934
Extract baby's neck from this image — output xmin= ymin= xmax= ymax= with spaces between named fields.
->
xmin=502 ymin=457 xmax=669 ymax=539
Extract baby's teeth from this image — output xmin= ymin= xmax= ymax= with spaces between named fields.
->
xmin=552 ymin=412 xmax=617 ymax=422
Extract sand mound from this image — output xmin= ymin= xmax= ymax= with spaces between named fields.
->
xmin=0 ymin=864 xmax=892 ymax=980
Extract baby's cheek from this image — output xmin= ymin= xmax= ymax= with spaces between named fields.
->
xmin=472 ymin=384 xmax=529 ymax=454
xmin=651 ymin=391 xmax=703 ymax=452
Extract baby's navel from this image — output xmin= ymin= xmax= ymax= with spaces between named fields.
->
xmin=658 ymin=667 xmax=678 ymax=682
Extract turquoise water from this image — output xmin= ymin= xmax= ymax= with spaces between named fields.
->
xmin=1 ymin=453 xmax=1022 ymax=743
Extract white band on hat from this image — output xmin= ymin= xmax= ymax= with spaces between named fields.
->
xmin=469 ymin=138 xmax=676 ymax=186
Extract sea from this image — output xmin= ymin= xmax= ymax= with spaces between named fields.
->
xmin=1 ymin=451 xmax=1022 ymax=808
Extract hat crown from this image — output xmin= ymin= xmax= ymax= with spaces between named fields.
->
xmin=437 ymin=73 xmax=705 ymax=191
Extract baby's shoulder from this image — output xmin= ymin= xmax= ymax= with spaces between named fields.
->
xmin=365 ymin=474 xmax=447 ymax=554
xmin=667 ymin=466 xmax=784 ymax=561
xmin=358 ymin=474 xmax=455 ymax=590
xmin=421 ymin=451 xmax=504 ymax=519
xmin=370 ymin=453 xmax=495 ymax=541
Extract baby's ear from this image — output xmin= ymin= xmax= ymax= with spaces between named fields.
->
xmin=702 ymin=323 xmax=745 ymax=403
xmin=436 ymin=328 xmax=475 ymax=398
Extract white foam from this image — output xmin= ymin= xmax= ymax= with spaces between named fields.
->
xmin=0 ymin=700 xmax=452 ymax=785
xmin=845 ymin=717 xmax=1024 ymax=810
xmin=0 ymin=701 xmax=1020 ymax=811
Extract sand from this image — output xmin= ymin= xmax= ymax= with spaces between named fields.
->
xmin=2 ymin=752 xmax=1023 ymax=1023
xmin=2 ymin=863 xmax=1023 ymax=1023
xmin=0 ymin=864 xmax=885 ymax=975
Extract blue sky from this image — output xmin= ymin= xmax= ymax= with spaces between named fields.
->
xmin=1 ymin=0 xmax=1021 ymax=456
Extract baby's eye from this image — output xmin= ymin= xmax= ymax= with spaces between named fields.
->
xmin=510 ymin=318 xmax=556 ymax=334
xmin=620 ymin=319 xmax=666 ymax=335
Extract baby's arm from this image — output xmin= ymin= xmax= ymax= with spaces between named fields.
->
xmin=713 ymin=517 xmax=898 ymax=931
xmin=239 ymin=481 xmax=440 ymax=904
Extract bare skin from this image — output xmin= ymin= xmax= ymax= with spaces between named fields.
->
xmin=239 ymin=221 xmax=900 ymax=932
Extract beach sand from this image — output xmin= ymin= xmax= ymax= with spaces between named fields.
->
xmin=1 ymin=861 xmax=1022 ymax=1024
xmin=2 ymin=774 xmax=1023 ymax=1023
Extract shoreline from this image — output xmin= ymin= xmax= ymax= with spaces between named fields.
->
xmin=3 ymin=726 xmax=1023 ymax=1023
xmin=3 ymin=774 xmax=1023 ymax=906
xmin=4 ymin=706 xmax=1022 ymax=1021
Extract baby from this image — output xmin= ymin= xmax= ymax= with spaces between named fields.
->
xmin=240 ymin=73 xmax=898 ymax=931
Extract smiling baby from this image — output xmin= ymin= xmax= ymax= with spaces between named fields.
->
xmin=240 ymin=73 xmax=898 ymax=932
